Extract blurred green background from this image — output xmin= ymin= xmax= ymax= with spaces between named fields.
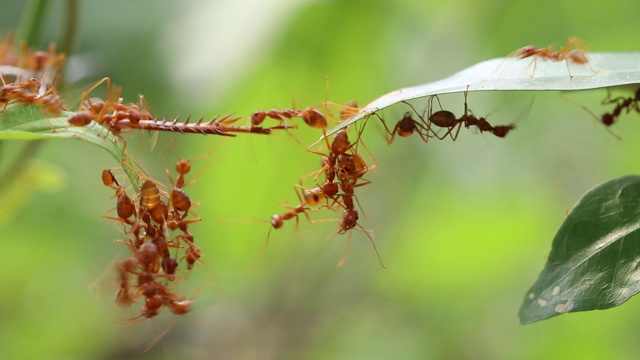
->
xmin=1 ymin=0 xmax=640 ymax=359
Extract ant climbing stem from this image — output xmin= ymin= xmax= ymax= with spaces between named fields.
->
xmin=101 ymin=169 xmax=137 ymax=227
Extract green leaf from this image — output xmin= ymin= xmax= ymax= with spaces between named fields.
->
xmin=328 ymin=52 xmax=640 ymax=136
xmin=519 ymin=176 xmax=640 ymax=324
xmin=0 ymin=103 xmax=142 ymax=190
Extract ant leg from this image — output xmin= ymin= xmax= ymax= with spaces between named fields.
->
xmin=336 ymin=232 xmax=353 ymax=268
xmin=372 ymin=111 xmax=398 ymax=144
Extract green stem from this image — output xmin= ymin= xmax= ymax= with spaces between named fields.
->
xmin=17 ymin=0 xmax=50 ymax=47
xmin=59 ymin=0 xmax=78 ymax=62
xmin=0 ymin=0 xmax=77 ymax=190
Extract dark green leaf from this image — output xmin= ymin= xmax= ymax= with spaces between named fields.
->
xmin=519 ymin=176 xmax=640 ymax=324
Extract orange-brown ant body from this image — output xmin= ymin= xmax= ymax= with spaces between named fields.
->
xmin=508 ymin=37 xmax=591 ymax=79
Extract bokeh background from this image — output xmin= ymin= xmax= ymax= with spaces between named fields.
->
xmin=1 ymin=0 xmax=640 ymax=359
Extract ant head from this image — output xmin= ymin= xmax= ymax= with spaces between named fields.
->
xmin=250 ymin=110 xmax=266 ymax=126
xmin=519 ymin=46 xmax=537 ymax=57
xmin=169 ymin=299 xmax=194 ymax=315
xmin=102 ymin=169 xmax=119 ymax=189
xmin=270 ymin=214 xmax=284 ymax=229
xmin=176 ymin=159 xmax=192 ymax=176
xmin=492 ymin=124 xmax=517 ymax=138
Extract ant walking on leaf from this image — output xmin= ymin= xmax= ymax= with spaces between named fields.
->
xmin=498 ymin=37 xmax=595 ymax=79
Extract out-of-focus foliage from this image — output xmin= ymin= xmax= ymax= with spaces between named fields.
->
xmin=2 ymin=0 xmax=640 ymax=359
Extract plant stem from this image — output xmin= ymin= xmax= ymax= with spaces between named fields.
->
xmin=59 ymin=0 xmax=78 ymax=65
xmin=17 ymin=0 xmax=51 ymax=47
xmin=0 ymin=0 xmax=76 ymax=190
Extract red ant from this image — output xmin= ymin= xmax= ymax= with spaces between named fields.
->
xmin=251 ymin=100 xmax=360 ymax=133
xmin=67 ymin=78 xmax=290 ymax=136
xmin=565 ymin=88 xmax=639 ymax=139
xmin=600 ymin=88 xmax=640 ymax=126
xmin=506 ymin=37 xmax=592 ymax=79
xmin=101 ymin=169 xmax=137 ymax=226
xmin=18 ymin=41 xmax=66 ymax=76
xmin=426 ymin=91 xmax=517 ymax=140
xmin=67 ymin=77 xmax=154 ymax=134
xmin=251 ymin=77 xmax=357 ymax=129
xmin=270 ymin=184 xmax=328 ymax=230
xmin=309 ymin=123 xmax=381 ymax=267
xmin=330 ymin=172 xmax=384 ymax=269
xmin=251 ymin=107 xmax=328 ymax=129
xmin=0 ymin=77 xmax=63 ymax=113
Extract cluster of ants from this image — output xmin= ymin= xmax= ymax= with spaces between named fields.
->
xmin=0 ymin=37 xmax=67 ymax=117
xmin=2 ymin=35 xmax=639 ymax=321
xmin=65 ymin=76 xmax=296 ymax=138
xmin=101 ymin=160 xmax=200 ymax=321
xmin=259 ymin=88 xmax=521 ymax=268
xmin=259 ymin=38 xmax=639 ymax=267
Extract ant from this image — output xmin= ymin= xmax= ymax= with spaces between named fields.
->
xmin=18 ymin=41 xmax=66 ymax=77
xmin=251 ymin=77 xmax=357 ymax=129
xmin=565 ymin=88 xmax=639 ymax=139
xmin=67 ymin=78 xmax=123 ymax=129
xmin=163 ymin=158 xmax=204 ymax=269
xmin=506 ymin=37 xmax=592 ymax=79
xmin=101 ymin=169 xmax=137 ymax=226
xmin=178 ymin=234 xmax=201 ymax=270
xmin=330 ymin=174 xmax=384 ymax=269
xmin=251 ymin=100 xmax=361 ymax=131
xmin=251 ymin=107 xmax=328 ymax=129
xmin=426 ymin=91 xmax=517 ymax=140
xmin=270 ymin=184 xmax=328 ymax=230
xmin=0 ymin=77 xmax=63 ymax=113
xmin=600 ymin=88 xmax=640 ymax=126
xmin=166 ymin=158 xmax=194 ymax=216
